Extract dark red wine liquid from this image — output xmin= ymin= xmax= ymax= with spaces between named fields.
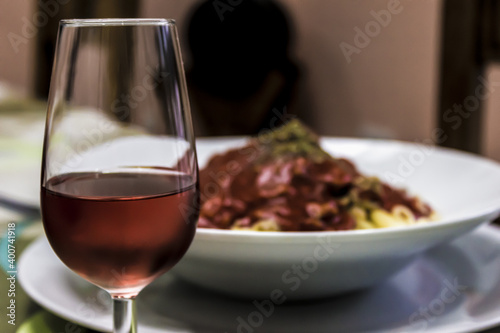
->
xmin=41 ymin=170 xmax=199 ymax=296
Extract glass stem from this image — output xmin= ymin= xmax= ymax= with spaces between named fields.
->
xmin=113 ymin=297 xmax=137 ymax=333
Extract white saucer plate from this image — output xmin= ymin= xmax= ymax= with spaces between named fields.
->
xmin=19 ymin=224 xmax=500 ymax=333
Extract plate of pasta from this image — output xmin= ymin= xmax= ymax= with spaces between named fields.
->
xmin=171 ymin=121 xmax=500 ymax=299
xmin=197 ymin=121 xmax=438 ymax=232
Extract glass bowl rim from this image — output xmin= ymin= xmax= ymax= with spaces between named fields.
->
xmin=60 ymin=18 xmax=175 ymax=27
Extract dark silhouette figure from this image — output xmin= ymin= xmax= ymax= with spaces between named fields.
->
xmin=186 ymin=0 xmax=301 ymax=136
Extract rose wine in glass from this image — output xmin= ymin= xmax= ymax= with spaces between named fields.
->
xmin=40 ymin=19 xmax=199 ymax=333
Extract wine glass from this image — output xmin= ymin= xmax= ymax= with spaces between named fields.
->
xmin=40 ymin=19 xmax=199 ymax=332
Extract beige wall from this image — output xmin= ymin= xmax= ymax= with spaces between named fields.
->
xmin=484 ymin=65 xmax=500 ymax=160
xmin=1 ymin=0 xmax=499 ymax=160
xmin=0 ymin=0 xmax=34 ymax=94
xmin=284 ymin=0 xmax=439 ymax=143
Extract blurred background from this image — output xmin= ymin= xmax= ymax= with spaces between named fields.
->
xmin=0 ymin=0 xmax=499 ymax=160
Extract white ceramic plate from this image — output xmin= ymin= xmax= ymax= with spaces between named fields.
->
xmin=18 ymin=224 xmax=500 ymax=333
xmin=173 ymin=138 xmax=500 ymax=299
